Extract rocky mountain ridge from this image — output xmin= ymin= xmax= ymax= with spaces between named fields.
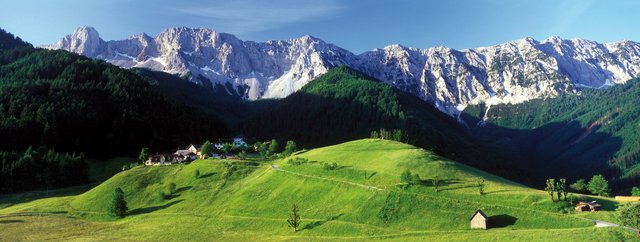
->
xmin=45 ymin=26 xmax=640 ymax=115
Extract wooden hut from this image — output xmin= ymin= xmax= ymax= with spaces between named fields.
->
xmin=470 ymin=209 xmax=488 ymax=229
xmin=575 ymin=201 xmax=601 ymax=212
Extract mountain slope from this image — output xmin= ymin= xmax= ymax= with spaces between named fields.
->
xmin=131 ymin=68 xmax=273 ymax=124
xmin=240 ymin=66 xmax=525 ymax=182
xmin=47 ymin=27 xmax=640 ymax=115
xmin=3 ymin=139 xmax=629 ymax=241
xmin=461 ymin=78 xmax=640 ymax=193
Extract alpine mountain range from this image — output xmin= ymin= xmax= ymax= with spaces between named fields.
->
xmin=45 ymin=26 xmax=640 ymax=115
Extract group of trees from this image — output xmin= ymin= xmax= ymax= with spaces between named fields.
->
xmin=255 ymin=139 xmax=298 ymax=158
xmin=569 ymin=175 xmax=610 ymax=197
xmin=399 ymin=170 xmax=421 ymax=189
xmin=0 ymin=146 xmax=87 ymax=193
xmin=544 ymin=179 xmax=569 ymax=201
xmin=370 ymin=128 xmax=406 ymax=142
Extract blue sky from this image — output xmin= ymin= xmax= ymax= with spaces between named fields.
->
xmin=1 ymin=0 xmax=638 ymax=53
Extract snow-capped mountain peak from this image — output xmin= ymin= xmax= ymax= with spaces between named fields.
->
xmin=45 ymin=27 xmax=640 ymax=115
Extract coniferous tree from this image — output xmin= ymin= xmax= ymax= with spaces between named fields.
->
xmin=109 ymin=187 xmax=128 ymax=218
xmin=287 ymin=204 xmax=301 ymax=232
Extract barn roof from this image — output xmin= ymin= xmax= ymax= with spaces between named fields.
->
xmin=470 ymin=209 xmax=488 ymax=221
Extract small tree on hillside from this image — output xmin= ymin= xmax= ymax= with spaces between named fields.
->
xmin=432 ymin=176 xmax=439 ymax=192
xmin=617 ymin=202 xmax=640 ymax=231
xmin=287 ymin=203 xmax=301 ymax=232
xmin=545 ymin=179 xmax=556 ymax=201
xmin=194 ymin=169 xmax=201 ymax=178
xmin=557 ymin=179 xmax=567 ymax=201
xmin=476 ymin=177 xmax=485 ymax=195
xmin=139 ymin=148 xmax=148 ymax=165
xmin=165 ymin=182 xmax=176 ymax=195
xmin=570 ymin=179 xmax=588 ymax=193
xmin=283 ymin=140 xmax=298 ymax=156
xmin=268 ymin=139 xmax=279 ymax=156
xmin=258 ymin=142 xmax=268 ymax=157
xmin=631 ymin=186 xmax=640 ymax=196
xmin=587 ymin=175 xmax=610 ymax=197
xmin=108 ymin=187 xmax=128 ymax=218
xmin=201 ymin=141 xmax=213 ymax=158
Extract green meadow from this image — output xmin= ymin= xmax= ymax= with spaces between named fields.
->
xmin=0 ymin=139 xmax=635 ymax=241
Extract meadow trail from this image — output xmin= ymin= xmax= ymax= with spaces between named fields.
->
xmin=270 ymin=165 xmax=383 ymax=191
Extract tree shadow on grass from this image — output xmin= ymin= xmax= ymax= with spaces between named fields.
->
xmin=301 ymin=213 xmax=344 ymax=231
xmin=129 ymin=199 xmax=184 ymax=216
xmin=484 ymin=190 xmax=515 ymax=194
xmin=0 ymin=219 xmax=24 ymax=223
xmin=199 ymin=173 xmax=216 ymax=179
xmin=174 ymin=186 xmax=193 ymax=193
xmin=488 ymin=214 xmax=518 ymax=228
xmin=0 ymin=211 xmax=67 ymax=219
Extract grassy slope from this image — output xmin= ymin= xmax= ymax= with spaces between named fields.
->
xmin=0 ymin=139 xmax=634 ymax=241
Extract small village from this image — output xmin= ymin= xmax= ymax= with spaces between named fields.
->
xmin=144 ymin=135 xmax=251 ymax=166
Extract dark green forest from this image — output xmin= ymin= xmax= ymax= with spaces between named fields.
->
xmin=0 ymin=28 xmax=228 ymax=193
xmin=462 ymin=80 xmax=640 ymax=193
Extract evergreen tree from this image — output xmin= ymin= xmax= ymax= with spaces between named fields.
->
xmin=287 ymin=203 xmax=301 ymax=232
xmin=109 ymin=187 xmax=128 ymax=218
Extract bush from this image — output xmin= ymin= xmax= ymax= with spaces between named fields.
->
xmin=631 ymin=186 xmax=640 ymax=196
xmin=165 ymin=182 xmax=176 ymax=195
xmin=287 ymin=157 xmax=308 ymax=166
xmin=323 ymin=162 xmax=339 ymax=170
xmin=194 ymin=169 xmax=200 ymax=178
xmin=570 ymin=179 xmax=588 ymax=193
xmin=156 ymin=190 xmax=167 ymax=202
xmin=617 ymin=202 xmax=640 ymax=230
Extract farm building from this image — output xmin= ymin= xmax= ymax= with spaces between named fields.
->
xmin=470 ymin=209 xmax=488 ymax=229
xmin=575 ymin=201 xmax=601 ymax=212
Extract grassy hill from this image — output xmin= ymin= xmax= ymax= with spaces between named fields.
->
xmin=0 ymin=139 xmax=632 ymax=241
xmin=461 ymin=78 xmax=640 ymax=193
xmin=240 ymin=66 xmax=526 ymax=184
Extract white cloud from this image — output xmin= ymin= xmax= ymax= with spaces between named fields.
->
xmin=172 ymin=0 xmax=344 ymax=34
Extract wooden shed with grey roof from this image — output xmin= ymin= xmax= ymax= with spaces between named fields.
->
xmin=470 ymin=209 xmax=488 ymax=229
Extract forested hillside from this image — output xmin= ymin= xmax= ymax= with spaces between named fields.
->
xmin=0 ymin=28 xmax=228 ymax=193
xmin=132 ymin=68 xmax=274 ymax=124
xmin=462 ymin=79 xmax=640 ymax=193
